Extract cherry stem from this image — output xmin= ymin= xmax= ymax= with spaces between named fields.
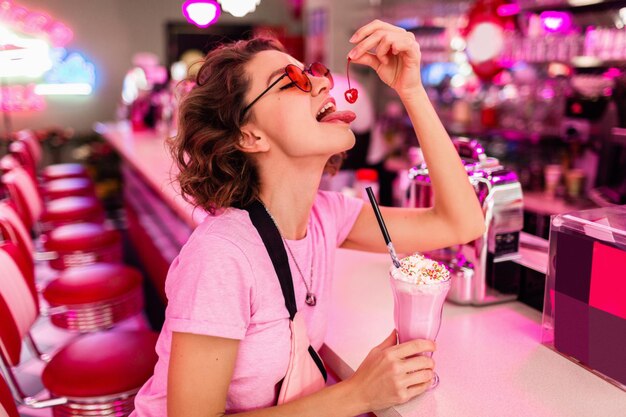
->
xmin=346 ymin=58 xmax=352 ymax=89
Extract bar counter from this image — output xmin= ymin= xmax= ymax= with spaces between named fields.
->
xmin=96 ymin=122 xmax=626 ymax=417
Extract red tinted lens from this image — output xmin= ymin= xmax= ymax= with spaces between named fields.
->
xmin=286 ymin=65 xmax=312 ymax=92
xmin=309 ymin=62 xmax=333 ymax=89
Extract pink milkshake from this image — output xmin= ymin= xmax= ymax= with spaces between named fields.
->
xmin=390 ymin=254 xmax=450 ymax=387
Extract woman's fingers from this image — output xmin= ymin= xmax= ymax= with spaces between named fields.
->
xmin=376 ymin=36 xmax=393 ymax=65
xmin=402 ymin=368 xmax=435 ymax=387
xmin=400 ymin=354 xmax=435 ymax=374
xmin=348 ymin=31 xmax=385 ymax=60
xmin=350 ymin=19 xmax=405 ymax=44
xmin=406 ymin=380 xmax=434 ymax=397
xmin=350 ymin=51 xmax=382 ymax=71
xmin=349 ymin=30 xmax=419 ymax=64
xmin=390 ymin=339 xmax=436 ymax=359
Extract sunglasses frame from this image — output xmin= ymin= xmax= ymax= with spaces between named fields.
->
xmin=242 ymin=62 xmax=332 ymax=116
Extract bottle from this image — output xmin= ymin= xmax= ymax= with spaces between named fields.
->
xmin=354 ymin=168 xmax=379 ymax=202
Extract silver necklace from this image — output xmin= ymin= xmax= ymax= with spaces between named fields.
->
xmin=261 ymin=203 xmax=317 ymax=306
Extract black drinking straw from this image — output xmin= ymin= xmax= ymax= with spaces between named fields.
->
xmin=366 ymin=187 xmax=401 ymax=268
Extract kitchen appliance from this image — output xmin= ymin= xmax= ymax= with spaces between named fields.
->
xmin=405 ymin=137 xmax=524 ymax=305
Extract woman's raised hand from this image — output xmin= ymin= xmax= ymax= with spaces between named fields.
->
xmin=347 ymin=330 xmax=436 ymax=411
xmin=348 ymin=20 xmax=422 ymax=97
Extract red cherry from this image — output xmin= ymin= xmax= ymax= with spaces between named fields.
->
xmin=345 ymin=88 xmax=358 ymax=103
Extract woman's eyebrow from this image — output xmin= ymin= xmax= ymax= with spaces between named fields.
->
xmin=266 ymin=67 xmax=286 ymax=86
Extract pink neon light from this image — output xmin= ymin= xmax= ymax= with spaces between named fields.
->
xmin=540 ymin=11 xmax=572 ymax=33
xmin=0 ymin=1 xmax=74 ymax=46
xmin=182 ymin=0 xmax=220 ymax=28
xmin=48 ymin=22 xmax=73 ymax=47
xmin=497 ymin=4 xmax=520 ymax=17
xmin=1 ymin=84 xmax=46 ymax=112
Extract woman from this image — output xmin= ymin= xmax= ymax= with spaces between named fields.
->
xmin=132 ymin=20 xmax=484 ymax=416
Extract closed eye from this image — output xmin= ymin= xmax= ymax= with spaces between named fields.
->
xmin=279 ymin=81 xmax=296 ymax=90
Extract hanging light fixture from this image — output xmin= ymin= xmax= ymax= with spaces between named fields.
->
xmin=218 ymin=0 xmax=261 ymax=18
xmin=182 ymin=0 xmax=221 ymax=28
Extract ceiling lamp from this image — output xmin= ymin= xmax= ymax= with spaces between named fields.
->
xmin=182 ymin=0 xmax=220 ymax=28
xmin=218 ymin=0 xmax=261 ymax=18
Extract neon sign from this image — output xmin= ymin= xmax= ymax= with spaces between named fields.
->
xmin=0 ymin=27 xmax=52 ymax=77
xmin=0 ymin=84 xmax=45 ymax=111
xmin=0 ymin=0 xmax=73 ymax=46
xmin=0 ymin=1 xmax=96 ymax=111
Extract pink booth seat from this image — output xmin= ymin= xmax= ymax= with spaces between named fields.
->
xmin=0 ymin=375 xmax=19 ymax=417
xmin=7 ymin=141 xmax=37 ymax=181
xmin=43 ymin=177 xmax=96 ymax=201
xmin=0 ymin=243 xmax=158 ymax=417
xmin=41 ymin=222 xmax=122 ymax=270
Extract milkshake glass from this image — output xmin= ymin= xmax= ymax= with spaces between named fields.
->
xmin=390 ymin=254 xmax=451 ymax=388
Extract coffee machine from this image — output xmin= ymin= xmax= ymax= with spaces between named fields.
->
xmin=405 ymin=137 xmax=524 ymax=305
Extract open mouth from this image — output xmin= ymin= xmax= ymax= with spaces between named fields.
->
xmin=316 ymin=101 xmax=336 ymax=122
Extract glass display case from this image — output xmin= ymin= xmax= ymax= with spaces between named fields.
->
xmin=542 ymin=206 xmax=626 ymax=391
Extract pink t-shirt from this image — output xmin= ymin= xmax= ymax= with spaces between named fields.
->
xmin=132 ymin=190 xmax=363 ymax=415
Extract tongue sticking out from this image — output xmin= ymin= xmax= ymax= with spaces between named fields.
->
xmin=319 ymin=110 xmax=357 ymax=124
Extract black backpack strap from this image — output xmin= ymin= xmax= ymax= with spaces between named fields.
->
xmin=244 ymin=200 xmax=297 ymax=319
xmin=243 ymin=200 xmax=326 ymax=381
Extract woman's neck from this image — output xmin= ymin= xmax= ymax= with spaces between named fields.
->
xmin=257 ymin=158 xmax=324 ymax=240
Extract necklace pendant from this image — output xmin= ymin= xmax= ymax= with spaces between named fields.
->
xmin=305 ymin=292 xmax=317 ymax=306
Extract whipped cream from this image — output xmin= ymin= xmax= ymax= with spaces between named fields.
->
xmin=391 ymin=253 xmax=450 ymax=285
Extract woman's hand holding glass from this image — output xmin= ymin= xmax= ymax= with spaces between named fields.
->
xmin=347 ymin=331 xmax=436 ymax=411
xmin=348 ymin=20 xmax=423 ymax=98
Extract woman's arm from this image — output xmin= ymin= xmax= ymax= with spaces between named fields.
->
xmin=342 ymin=20 xmax=485 ymax=254
xmin=167 ymin=331 xmax=435 ymax=417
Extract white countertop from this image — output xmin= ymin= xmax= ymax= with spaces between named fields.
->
xmin=323 ymin=248 xmax=626 ymax=417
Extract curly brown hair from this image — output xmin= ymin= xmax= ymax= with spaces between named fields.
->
xmin=169 ymin=37 xmax=344 ymax=215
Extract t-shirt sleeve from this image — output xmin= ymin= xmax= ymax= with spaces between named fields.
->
xmin=316 ymin=190 xmax=364 ymax=247
xmin=164 ymin=233 xmax=255 ymax=340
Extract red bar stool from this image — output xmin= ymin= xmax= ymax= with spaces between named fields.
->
xmin=41 ymin=222 xmax=122 ymax=270
xmin=0 ymin=244 xmax=158 ymax=417
xmin=1 ymin=204 xmax=143 ymax=334
xmin=42 ymin=163 xmax=90 ymax=182
xmin=1 ymin=165 xmax=105 ymax=231
xmin=43 ymin=178 xmax=96 ymax=201
xmin=43 ymin=264 xmax=143 ymax=331
xmin=40 ymin=197 xmax=105 ymax=232
xmin=0 ymin=200 xmax=117 ymax=272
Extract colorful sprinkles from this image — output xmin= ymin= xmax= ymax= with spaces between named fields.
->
xmin=394 ymin=253 xmax=450 ymax=285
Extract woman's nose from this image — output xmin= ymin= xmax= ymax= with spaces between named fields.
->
xmin=310 ymin=73 xmax=331 ymax=96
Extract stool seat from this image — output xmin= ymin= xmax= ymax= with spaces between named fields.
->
xmin=42 ymin=163 xmax=89 ymax=181
xmin=43 ymin=263 xmax=142 ymax=305
xmin=43 ymin=223 xmax=119 ymax=252
xmin=43 ymin=223 xmax=122 ymax=270
xmin=44 ymin=178 xmax=95 ymax=200
xmin=41 ymin=196 xmax=104 ymax=226
xmin=41 ymin=331 xmax=158 ymax=397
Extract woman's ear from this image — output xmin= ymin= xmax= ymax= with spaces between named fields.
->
xmin=238 ymin=126 xmax=270 ymax=153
